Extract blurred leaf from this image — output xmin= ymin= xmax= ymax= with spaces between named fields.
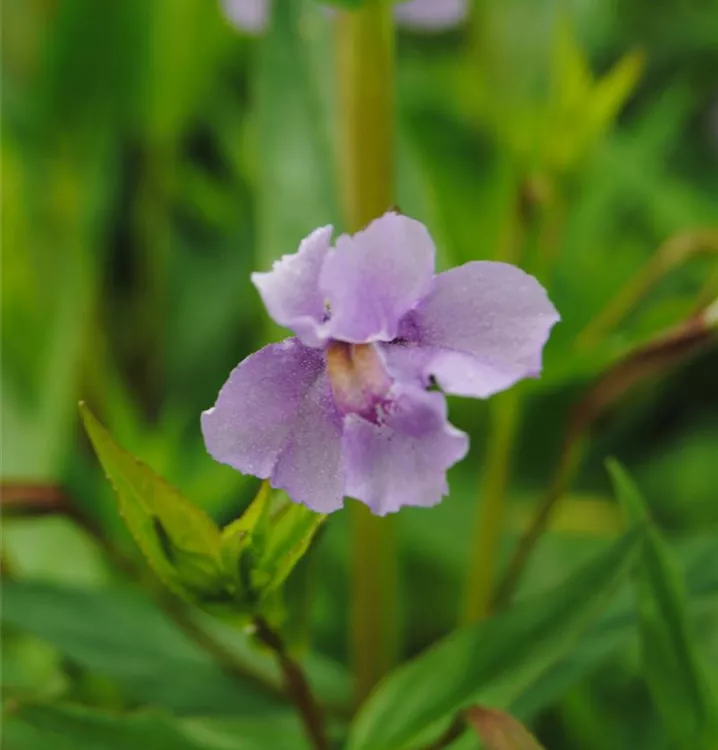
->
xmin=512 ymin=533 xmax=718 ymax=720
xmin=465 ymin=707 xmax=546 ymax=750
xmin=3 ymin=702 xmax=308 ymax=750
xmin=140 ymin=0 xmax=232 ymax=144
xmin=321 ymin=0 xmax=364 ymax=7
xmin=347 ymin=529 xmax=642 ymax=750
xmin=80 ymin=404 xmax=227 ymax=603
xmin=1 ymin=581 xmax=281 ymax=716
xmin=2 ymin=633 xmax=68 ymax=702
xmin=254 ymin=0 xmax=337 ymax=268
xmin=608 ymin=460 xmax=718 ymax=747
xmin=35 ymin=0 xmax=141 ymax=133
xmin=1 ymin=516 xmax=108 ymax=586
xmin=4 ymin=704 xmax=206 ymax=750
xmin=181 ymin=714 xmax=311 ymax=750
xmin=585 ymin=51 xmax=644 ymax=148
xmin=546 ymin=19 xmax=643 ymax=171
xmin=1 ymin=142 xmax=108 ymax=481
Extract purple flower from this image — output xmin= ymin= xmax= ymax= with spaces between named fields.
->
xmin=221 ymin=0 xmax=268 ymax=33
xmin=393 ymin=0 xmax=468 ymax=31
xmin=202 ymin=213 xmax=559 ymax=515
xmin=221 ymin=0 xmax=468 ymax=35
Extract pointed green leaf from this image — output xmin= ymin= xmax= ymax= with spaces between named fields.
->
xmin=347 ymin=529 xmax=642 ymax=750
xmin=220 ymin=481 xmax=273 ymax=591
xmin=607 ymin=460 xmax=718 ymax=747
xmin=80 ymin=403 xmax=225 ymax=601
xmin=587 ymin=51 xmax=644 ymax=144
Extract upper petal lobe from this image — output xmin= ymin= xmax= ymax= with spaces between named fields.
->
xmin=341 ymin=386 xmax=468 ymax=515
xmin=320 ymin=212 xmax=436 ymax=343
xmin=390 ymin=261 xmax=560 ymax=398
xmin=251 ymin=225 xmax=333 ymax=347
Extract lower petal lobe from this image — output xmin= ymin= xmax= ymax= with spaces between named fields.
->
xmin=201 ymin=338 xmax=344 ymax=512
xmin=341 ymin=386 xmax=468 ymax=515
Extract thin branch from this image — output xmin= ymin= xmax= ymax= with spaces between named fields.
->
xmin=254 ymin=616 xmax=330 ymax=750
xmin=0 ymin=484 xmax=283 ymax=701
xmin=493 ymin=305 xmax=717 ymax=609
xmin=576 ymin=228 xmax=718 ymax=350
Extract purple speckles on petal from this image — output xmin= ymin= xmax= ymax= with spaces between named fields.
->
xmin=320 ymin=213 xmax=436 ymax=343
xmin=201 ymin=339 xmax=325 ymax=478
xmin=400 ymin=261 xmax=560 ymax=398
xmin=270 ymin=374 xmax=345 ymax=514
xmin=342 ymin=386 xmax=468 ymax=516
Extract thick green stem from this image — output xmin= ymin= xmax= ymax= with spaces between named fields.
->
xmin=461 ymin=388 xmax=520 ymax=623
xmin=335 ymin=1 xmax=397 ymax=704
xmin=336 ymin=2 xmax=394 ymax=230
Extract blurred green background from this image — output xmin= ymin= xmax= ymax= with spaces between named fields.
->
xmin=2 ymin=0 xmax=718 ymax=748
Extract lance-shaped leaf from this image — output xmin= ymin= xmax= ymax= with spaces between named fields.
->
xmin=608 ymin=460 xmax=718 ymax=748
xmin=465 ymin=707 xmax=546 ymax=750
xmin=80 ymin=404 xmax=227 ymax=603
xmin=347 ymin=529 xmax=642 ymax=750
xmin=220 ymin=481 xmax=273 ymax=596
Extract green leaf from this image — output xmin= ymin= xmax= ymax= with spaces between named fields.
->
xmin=220 ymin=485 xmax=325 ymax=601
xmin=586 ymin=50 xmax=644 ymax=146
xmin=1 ymin=581 xmax=282 ymax=716
xmin=465 ymin=707 xmax=546 ymax=750
xmin=512 ymin=533 xmax=718 ymax=720
xmin=607 ymin=460 xmax=718 ymax=747
xmin=220 ymin=482 xmax=273 ymax=590
xmin=3 ymin=704 xmax=209 ymax=750
xmin=3 ymin=702 xmax=308 ymax=750
xmin=79 ymin=404 xmax=227 ymax=603
xmin=254 ymin=500 xmax=326 ymax=595
xmin=347 ymin=529 xmax=642 ymax=750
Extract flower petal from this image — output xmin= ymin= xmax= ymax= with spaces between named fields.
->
xmin=392 ymin=261 xmax=560 ymax=398
xmin=320 ymin=212 xmax=436 ymax=344
xmin=394 ymin=0 xmax=468 ymax=31
xmin=221 ymin=0 xmax=268 ymax=34
xmin=251 ymin=226 xmax=333 ymax=347
xmin=342 ymin=386 xmax=468 ymax=515
xmin=271 ymin=373 xmax=345 ymax=514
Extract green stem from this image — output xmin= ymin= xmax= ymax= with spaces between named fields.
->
xmin=461 ymin=388 xmax=520 ymax=623
xmin=576 ymin=228 xmax=718 ymax=351
xmin=335 ymin=1 xmax=398 ymax=704
xmin=492 ymin=437 xmax=586 ymax=610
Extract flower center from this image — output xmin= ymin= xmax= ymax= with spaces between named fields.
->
xmin=325 ymin=341 xmax=392 ymax=421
